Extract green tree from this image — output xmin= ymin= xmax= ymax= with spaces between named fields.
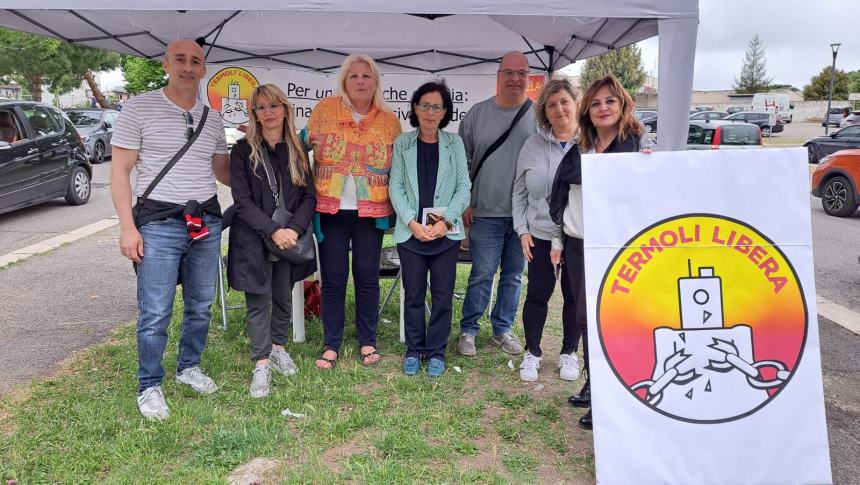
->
xmin=802 ymin=66 xmax=850 ymax=101
xmin=733 ymin=34 xmax=774 ymax=94
xmin=579 ymin=44 xmax=646 ymax=98
xmin=121 ymin=55 xmax=167 ymax=95
xmin=0 ymin=28 xmax=120 ymax=105
xmin=848 ymin=70 xmax=860 ymax=94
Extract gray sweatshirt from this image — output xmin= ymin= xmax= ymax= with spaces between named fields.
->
xmin=512 ymin=127 xmax=575 ymax=242
xmin=459 ymin=97 xmax=536 ymax=217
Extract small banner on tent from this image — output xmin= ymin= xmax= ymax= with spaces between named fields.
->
xmin=201 ymin=64 xmax=537 ymax=132
xmin=581 ymin=148 xmax=832 ymax=485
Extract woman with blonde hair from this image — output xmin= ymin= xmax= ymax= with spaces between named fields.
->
xmin=548 ymin=74 xmax=643 ymax=429
xmin=305 ymin=54 xmax=402 ymax=369
xmin=513 ymin=78 xmax=582 ymax=383
xmin=228 ymin=83 xmax=316 ymax=397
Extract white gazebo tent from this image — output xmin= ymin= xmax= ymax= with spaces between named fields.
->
xmin=0 ymin=1 xmax=698 ymax=150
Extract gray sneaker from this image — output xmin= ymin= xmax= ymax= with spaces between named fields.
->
xmin=175 ymin=366 xmax=218 ymax=394
xmin=137 ymin=386 xmax=170 ymax=421
xmin=491 ymin=332 xmax=524 ymax=355
xmin=457 ymin=333 xmax=477 ymax=356
xmin=249 ymin=365 xmax=271 ymax=398
xmin=269 ymin=348 xmax=298 ymax=376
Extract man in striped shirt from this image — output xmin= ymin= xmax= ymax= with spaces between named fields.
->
xmin=110 ymin=39 xmax=230 ymax=421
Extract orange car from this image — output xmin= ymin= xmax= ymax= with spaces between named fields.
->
xmin=811 ymin=149 xmax=860 ymax=217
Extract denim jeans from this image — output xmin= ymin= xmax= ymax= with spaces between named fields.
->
xmin=459 ymin=217 xmax=525 ymax=336
xmin=136 ymin=215 xmax=221 ymax=393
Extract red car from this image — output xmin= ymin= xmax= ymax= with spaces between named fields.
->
xmin=811 ymin=149 xmax=860 ymax=217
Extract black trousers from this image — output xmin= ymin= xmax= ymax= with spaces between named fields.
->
xmin=318 ymin=210 xmax=383 ymax=351
xmin=564 ymin=235 xmax=589 ymax=373
xmin=397 ymin=243 xmax=459 ymax=360
xmin=522 ymin=237 xmax=581 ymax=357
xmin=244 ymin=261 xmax=293 ymax=362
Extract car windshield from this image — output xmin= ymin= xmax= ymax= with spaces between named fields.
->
xmin=635 ymin=111 xmax=655 ymax=119
xmin=65 ymin=111 xmax=101 ymax=126
xmin=721 ymin=125 xmax=760 ymax=145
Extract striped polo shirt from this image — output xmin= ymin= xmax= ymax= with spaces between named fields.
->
xmin=111 ymin=89 xmax=228 ymax=205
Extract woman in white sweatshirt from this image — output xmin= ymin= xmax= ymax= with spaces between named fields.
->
xmin=512 ymin=78 xmax=581 ymax=383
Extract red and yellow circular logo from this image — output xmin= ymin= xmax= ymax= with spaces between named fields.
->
xmin=206 ymin=67 xmax=259 ymax=125
xmin=597 ymin=214 xmax=807 ymax=423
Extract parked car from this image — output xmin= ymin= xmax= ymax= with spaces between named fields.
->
xmin=64 ymin=108 xmax=118 ymax=164
xmin=811 ymin=149 xmax=860 ymax=217
xmin=838 ymin=112 xmax=860 ymax=129
xmin=634 ymin=109 xmax=657 ymax=132
xmin=686 ymin=120 xmax=762 ymax=150
xmin=804 ymin=125 xmax=860 ymax=164
xmin=723 ymin=111 xmax=784 ymax=137
xmin=689 ymin=110 xmax=727 ymax=122
xmin=726 ymin=106 xmax=746 ymax=115
xmin=822 ymin=107 xmax=845 ymax=127
xmin=0 ymin=100 xmax=91 ymax=215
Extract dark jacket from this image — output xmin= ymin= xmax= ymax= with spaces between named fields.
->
xmin=227 ymin=138 xmax=316 ymax=294
xmin=548 ymin=135 xmax=640 ymax=225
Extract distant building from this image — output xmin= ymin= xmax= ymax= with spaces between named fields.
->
xmin=0 ymin=84 xmax=20 ymax=99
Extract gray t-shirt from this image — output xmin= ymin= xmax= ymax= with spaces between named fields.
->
xmin=458 ymin=96 xmax=536 ymax=217
xmin=111 ymin=89 xmax=228 ymax=205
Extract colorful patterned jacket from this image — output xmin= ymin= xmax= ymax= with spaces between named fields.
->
xmin=306 ymin=96 xmax=402 ymax=217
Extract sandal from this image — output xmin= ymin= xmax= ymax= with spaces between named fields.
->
xmin=360 ymin=347 xmax=381 ymax=366
xmin=315 ymin=349 xmax=338 ymax=370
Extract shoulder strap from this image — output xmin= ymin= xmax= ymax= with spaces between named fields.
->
xmin=259 ymin=145 xmax=285 ymax=210
xmin=469 ymin=99 xmax=532 ymax=183
xmin=137 ymin=106 xmax=210 ymax=208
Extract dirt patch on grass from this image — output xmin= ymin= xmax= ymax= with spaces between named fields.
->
xmin=320 ymin=437 xmax=373 ymax=474
xmin=354 ymin=381 xmax=384 ymax=396
xmin=457 ymin=435 xmax=504 ymax=474
xmin=226 ymin=457 xmax=281 ymax=485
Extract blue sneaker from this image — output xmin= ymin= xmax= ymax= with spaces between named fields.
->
xmin=403 ymin=356 xmax=420 ymax=376
xmin=427 ymin=358 xmax=445 ymax=377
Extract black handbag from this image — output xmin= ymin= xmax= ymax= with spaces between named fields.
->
xmin=259 ymin=146 xmax=315 ymax=264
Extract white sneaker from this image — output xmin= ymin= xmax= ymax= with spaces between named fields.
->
xmin=558 ymin=353 xmax=581 ymax=381
xmin=176 ymin=366 xmax=218 ymax=394
xmin=519 ymin=351 xmax=541 ymax=382
xmin=137 ymin=386 xmax=170 ymax=420
xmin=269 ymin=348 xmax=298 ymax=376
xmin=249 ymin=365 xmax=271 ymax=398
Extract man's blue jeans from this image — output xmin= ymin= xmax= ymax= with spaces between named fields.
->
xmin=459 ymin=216 xmax=525 ymax=336
xmin=136 ymin=216 xmax=221 ymax=393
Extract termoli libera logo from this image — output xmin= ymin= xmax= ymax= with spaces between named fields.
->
xmin=597 ymin=214 xmax=807 ymax=423
xmin=207 ymin=67 xmax=259 ymax=125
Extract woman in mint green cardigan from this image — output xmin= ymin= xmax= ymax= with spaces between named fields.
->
xmin=389 ymin=81 xmax=472 ymax=377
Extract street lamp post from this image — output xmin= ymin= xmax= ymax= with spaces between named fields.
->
xmin=825 ymin=43 xmax=841 ymax=135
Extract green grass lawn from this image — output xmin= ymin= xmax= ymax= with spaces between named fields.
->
xmin=0 ymin=254 xmax=594 ymax=483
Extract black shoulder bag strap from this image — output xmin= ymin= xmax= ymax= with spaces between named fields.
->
xmin=133 ymin=106 xmax=210 ymax=220
xmin=469 ymin=99 xmax=532 ymax=183
xmin=259 ymin=146 xmax=283 ymax=210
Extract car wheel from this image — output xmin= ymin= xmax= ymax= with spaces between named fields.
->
xmin=761 ymin=126 xmax=772 ymax=137
xmin=821 ymin=176 xmax=858 ymax=217
xmin=64 ymin=166 xmax=91 ymax=206
xmin=808 ymin=144 xmax=819 ymax=164
xmin=92 ymin=140 xmax=105 ymax=164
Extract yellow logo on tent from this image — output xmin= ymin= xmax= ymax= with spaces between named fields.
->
xmin=207 ymin=67 xmax=259 ymax=125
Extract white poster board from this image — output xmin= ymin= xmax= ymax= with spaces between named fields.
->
xmin=200 ymin=64 xmax=502 ymax=132
xmin=582 ymin=148 xmax=832 ymax=484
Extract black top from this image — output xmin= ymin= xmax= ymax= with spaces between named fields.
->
xmin=400 ymin=139 xmax=457 ymax=256
xmin=227 ymin=138 xmax=317 ymax=294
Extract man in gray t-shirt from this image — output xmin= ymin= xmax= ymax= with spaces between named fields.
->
xmin=457 ymin=51 xmax=536 ymax=356
xmin=110 ymin=39 xmax=230 ymax=421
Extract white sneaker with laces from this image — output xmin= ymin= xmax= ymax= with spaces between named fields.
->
xmin=558 ymin=353 xmax=581 ymax=381
xmin=175 ymin=366 xmax=218 ymax=394
xmin=137 ymin=386 xmax=170 ymax=420
xmin=249 ymin=364 xmax=271 ymax=398
xmin=269 ymin=348 xmax=298 ymax=376
xmin=519 ymin=351 xmax=541 ymax=382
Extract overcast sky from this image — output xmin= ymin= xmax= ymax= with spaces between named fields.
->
xmin=570 ymin=0 xmax=860 ymax=91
